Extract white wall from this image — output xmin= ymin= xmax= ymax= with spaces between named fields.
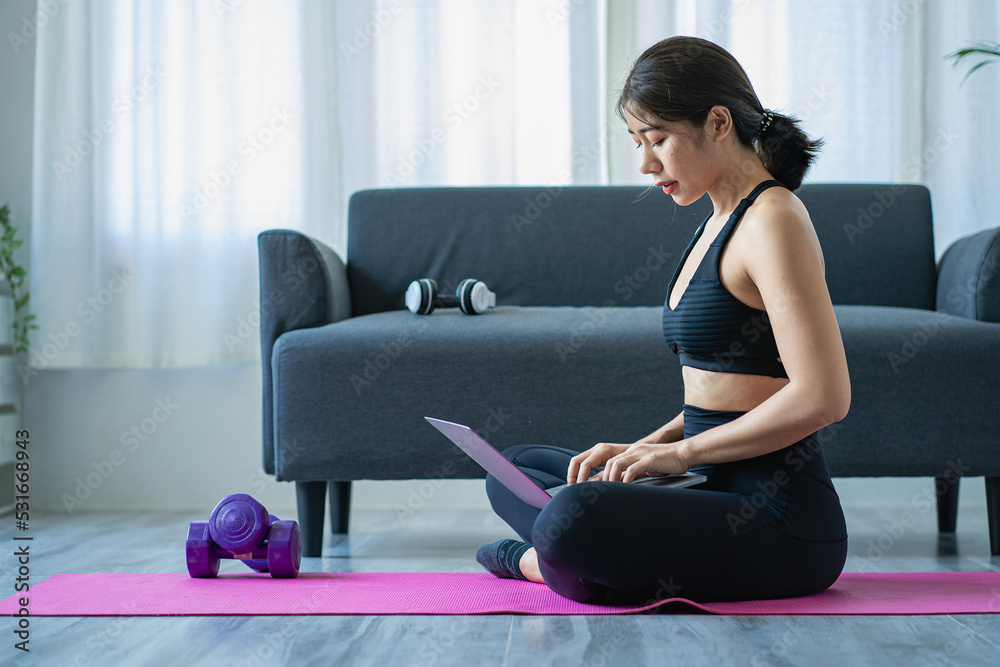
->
xmin=2 ymin=1 xmax=985 ymax=524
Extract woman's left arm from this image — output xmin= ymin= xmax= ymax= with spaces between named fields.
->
xmin=605 ymin=198 xmax=851 ymax=483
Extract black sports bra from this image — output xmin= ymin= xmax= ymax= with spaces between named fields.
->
xmin=662 ymin=180 xmax=788 ymax=379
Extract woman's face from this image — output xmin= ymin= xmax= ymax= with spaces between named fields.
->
xmin=625 ymin=107 xmax=715 ymax=207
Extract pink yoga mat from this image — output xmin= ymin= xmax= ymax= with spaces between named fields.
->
xmin=2 ymin=572 xmax=998 ymax=616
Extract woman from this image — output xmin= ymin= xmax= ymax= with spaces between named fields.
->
xmin=476 ymin=36 xmax=851 ymax=604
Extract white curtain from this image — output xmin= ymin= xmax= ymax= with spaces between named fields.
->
xmin=30 ymin=0 xmax=339 ymax=369
xmin=29 ymin=0 xmax=1000 ymax=370
xmin=603 ymin=0 xmax=1000 ymax=259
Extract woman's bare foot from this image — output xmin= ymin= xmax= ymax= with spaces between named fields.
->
xmin=518 ymin=547 xmax=545 ymax=583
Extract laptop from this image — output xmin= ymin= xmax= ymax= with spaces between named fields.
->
xmin=424 ymin=417 xmax=707 ymax=510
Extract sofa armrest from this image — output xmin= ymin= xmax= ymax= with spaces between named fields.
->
xmin=936 ymin=226 xmax=1000 ymax=323
xmin=258 ymin=229 xmax=351 ymax=474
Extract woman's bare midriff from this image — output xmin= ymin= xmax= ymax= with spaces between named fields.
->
xmin=682 ymin=365 xmax=790 ymax=412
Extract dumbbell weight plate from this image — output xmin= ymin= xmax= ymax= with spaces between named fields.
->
xmin=186 ymin=521 xmax=220 ymax=578
xmin=209 ymin=493 xmax=271 ymax=552
xmin=266 ymin=520 xmax=302 ymax=579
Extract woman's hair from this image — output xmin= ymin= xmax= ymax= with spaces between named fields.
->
xmin=616 ymin=36 xmax=822 ymax=191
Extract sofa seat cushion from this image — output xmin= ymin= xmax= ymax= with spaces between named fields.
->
xmin=271 ymin=306 xmax=680 ymax=480
xmin=823 ymin=305 xmax=1000 ymax=477
xmin=270 ymin=305 xmax=1000 ymax=481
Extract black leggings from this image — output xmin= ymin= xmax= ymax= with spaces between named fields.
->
xmin=485 ymin=404 xmax=849 ymax=604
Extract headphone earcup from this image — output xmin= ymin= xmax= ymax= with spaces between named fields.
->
xmin=457 ymin=279 xmax=496 ymax=314
xmin=405 ymin=278 xmax=438 ymax=314
xmin=457 ymin=279 xmax=477 ymax=315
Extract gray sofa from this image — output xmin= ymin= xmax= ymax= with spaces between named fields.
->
xmin=258 ymin=184 xmax=1000 ymax=557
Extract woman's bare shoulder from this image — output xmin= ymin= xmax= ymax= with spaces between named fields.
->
xmin=738 ymin=187 xmax=824 ymax=273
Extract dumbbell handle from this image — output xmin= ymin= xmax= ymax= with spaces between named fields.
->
xmin=206 ymin=542 xmax=270 ymax=561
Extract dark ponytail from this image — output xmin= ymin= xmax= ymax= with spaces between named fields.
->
xmin=616 ymin=36 xmax=823 ymax=191
xmin=755 ymin=112 xmax=823 ymax=191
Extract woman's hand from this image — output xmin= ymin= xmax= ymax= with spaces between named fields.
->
xmin=567 ymin=441 xmax=691 ymax=484
xmin=566 ymin=443 xmax=630 ymax=484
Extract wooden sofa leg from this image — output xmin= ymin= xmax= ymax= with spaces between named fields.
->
xmin=936 ymin=476 xmax=960 ymax=533
xmin=296 ymin=481 xmax=327 ymax=557
xmin=329 ymin=481 xmax=352 ymax=534
xmin=987 ymin=477 xmax=1000 ymax=557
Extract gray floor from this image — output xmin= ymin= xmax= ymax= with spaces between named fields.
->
xmin=3 ymin=487 xmax=999 ymax=667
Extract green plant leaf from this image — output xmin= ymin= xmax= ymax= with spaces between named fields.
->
xmin=0 ymin=203 xmax=33 ymax=349
xmin=947 ymin=41 xmax=1000 ymax=87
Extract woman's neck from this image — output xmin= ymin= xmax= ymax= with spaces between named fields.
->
xmin=705 ymin=149 xmax=774 ymax=217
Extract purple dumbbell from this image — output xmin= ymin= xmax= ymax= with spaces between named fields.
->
xmin=186 ymin=494 xmax=302 ymax=578
xmin=244 ymin=515 xmax=279 ymax=573
xmin=186 ymin=521 xmax=220 ymax=578
xmin=209 ymin=494 xmax=271 ymax=553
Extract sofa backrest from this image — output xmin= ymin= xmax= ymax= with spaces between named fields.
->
xmin=346 ymin=184 xmax=936 ymax=316
xmin=798 ymin=183 xmax=935 ymax=310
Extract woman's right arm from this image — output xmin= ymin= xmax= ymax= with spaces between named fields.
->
xmin=636 ymin=411 xmax=684 ymax=444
